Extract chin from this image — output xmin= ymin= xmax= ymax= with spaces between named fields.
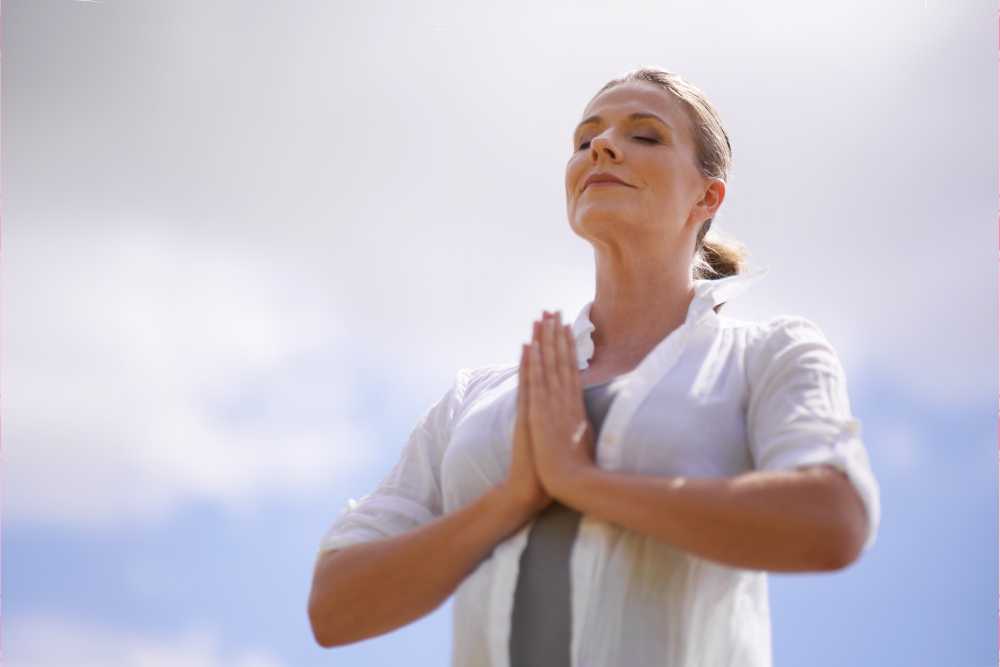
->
xmin=573 ymin=208 xmax=635 ymax=229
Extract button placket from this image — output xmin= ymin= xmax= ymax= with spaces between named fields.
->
xmin=561 ymin=271 xmax=768 ymax=665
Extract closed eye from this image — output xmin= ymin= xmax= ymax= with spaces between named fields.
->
xmin=576 ymin=136 xmax=660 ymax=151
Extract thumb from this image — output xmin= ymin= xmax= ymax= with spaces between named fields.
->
xmin=518 ymin=344 xmax=530 ymax=412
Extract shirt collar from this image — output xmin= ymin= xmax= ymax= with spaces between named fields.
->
xmin=569 ymin=265 xmax=769 ymax=370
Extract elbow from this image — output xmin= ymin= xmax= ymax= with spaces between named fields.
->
xmin=814 ymin=466 xmax=869 ymax=571
xmin=823 ymin=519 xmax=866 ymax=572
xmin=308 ymin=551 xmax=345 ymax=648
xmin=307 ymin=596 xmax=335 ymax=648
xmin=836 ymin=533 xmax=866 ymax=570
xmin=308 ymin=594 xmax=340 ymax=649
xmin=823 ymin=543 xmax=858 ymax=572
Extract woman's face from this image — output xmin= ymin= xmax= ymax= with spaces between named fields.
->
xmin=565 ymin=80 xmax=718 ymax=250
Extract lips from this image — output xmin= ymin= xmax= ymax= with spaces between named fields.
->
xmin=583 ymin=173 xmax=632 ymax=191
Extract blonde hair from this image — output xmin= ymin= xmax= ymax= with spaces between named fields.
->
xmin=591 ymin=67 xmax=749 ymax=283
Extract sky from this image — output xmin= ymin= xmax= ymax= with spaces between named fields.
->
xmin=2 ymin=0 xmax=997 ymax=665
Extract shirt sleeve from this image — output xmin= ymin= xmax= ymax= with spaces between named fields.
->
xmin=316 ymin=367 xmax=474 ymax=556
xmin=746 ymin=315 xmax=881 ymax=553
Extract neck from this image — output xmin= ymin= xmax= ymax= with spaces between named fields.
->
xmin=587 ymin=251 xmax=696 ymax=367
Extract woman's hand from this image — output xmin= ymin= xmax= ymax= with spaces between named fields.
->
xmin=527 ymin=310 xmax=597 ymax=500
xmin=499 ymin=326 xmax=554 ymax=517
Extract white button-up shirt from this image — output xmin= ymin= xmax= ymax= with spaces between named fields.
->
xmin=317 ymin=266 xmax=881 ymax=666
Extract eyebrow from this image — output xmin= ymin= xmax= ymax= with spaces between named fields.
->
xmin=574 ymin=112 xmax=675 ymax=137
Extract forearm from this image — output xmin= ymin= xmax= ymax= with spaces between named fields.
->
xmin=554 ymin=466 xmax=849 ymax=573
xmin=308 ymin=487 xmax=534 ymax=648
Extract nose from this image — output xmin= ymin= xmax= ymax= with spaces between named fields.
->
xmin=589 ymin=131 xmax=620 ymax=163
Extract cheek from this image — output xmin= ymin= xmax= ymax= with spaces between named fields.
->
xmin=566 ymin=158 xmax=583 ymax=186
xmin=642 ymin=162 xmax=681 ymax=196
xmin=565 ymin=161 xmax=584 ymax=201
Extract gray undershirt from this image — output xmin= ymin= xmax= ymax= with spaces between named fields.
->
xmin=508 ymin=377 xmax=621 ymax=667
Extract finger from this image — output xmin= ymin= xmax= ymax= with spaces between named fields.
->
xmin=532 ymin=318 xmax=547 ymax=393
xmin=541 ymin=314 xmax=560 ymax=391
xmin=535 ymin=312 xmax=550 ymax=343
xmin=518 ymin=343 xmax=529 ymax=416
xmin=563 ymin=324 xmax=581 ymax=394
xmin=529 ymin=339 xmax=545 ymax=406
xmin=553 ymin=312 xmax=573 ymax=394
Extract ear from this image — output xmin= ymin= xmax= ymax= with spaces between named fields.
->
xmin=698 ymin=178 xmax=726 ymax=217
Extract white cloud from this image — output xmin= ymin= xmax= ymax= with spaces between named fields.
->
xmin=4 ymin=0 xmax=989 ymax=529
xmin=3 ymin=614 xmax=286 ymax=667
xmin=3 ymin=227 xmax=378 ymax=527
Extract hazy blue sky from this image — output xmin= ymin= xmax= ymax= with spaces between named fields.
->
xmin=3 ymin=1 xmax=996 ymax=665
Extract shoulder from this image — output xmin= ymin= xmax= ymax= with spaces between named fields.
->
xmin=420 ymin=363 xmax=519 ymax=438
xmin=453 ymin=362 xmax=519 ymax=403
xmin=747 ymin=314 xmax=832 ymax=347
xmin=744 ymin=315 xmax=843 ymax=381
xmin=717 ymin=311 xmax=824 ymax=337
xmin=717 ymin=312 xmax=832 ymax=354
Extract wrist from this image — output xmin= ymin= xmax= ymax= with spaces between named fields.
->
xmin=550 ymin=464 xmax=598 ymax=508
xmin=493 ymin=484 xmax=544 ymax=523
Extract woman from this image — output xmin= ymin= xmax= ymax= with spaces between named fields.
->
xmin=308 ymin=67 xmax=881 ymax=667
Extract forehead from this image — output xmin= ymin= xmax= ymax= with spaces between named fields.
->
xmin=581 ymin=80 xmax=687 ymax=131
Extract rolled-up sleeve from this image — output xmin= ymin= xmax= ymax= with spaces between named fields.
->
xmin=746 ymin=315 xmax=881 ymax=553
xmin=316 ymin=367 xmax=473 ymax=555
